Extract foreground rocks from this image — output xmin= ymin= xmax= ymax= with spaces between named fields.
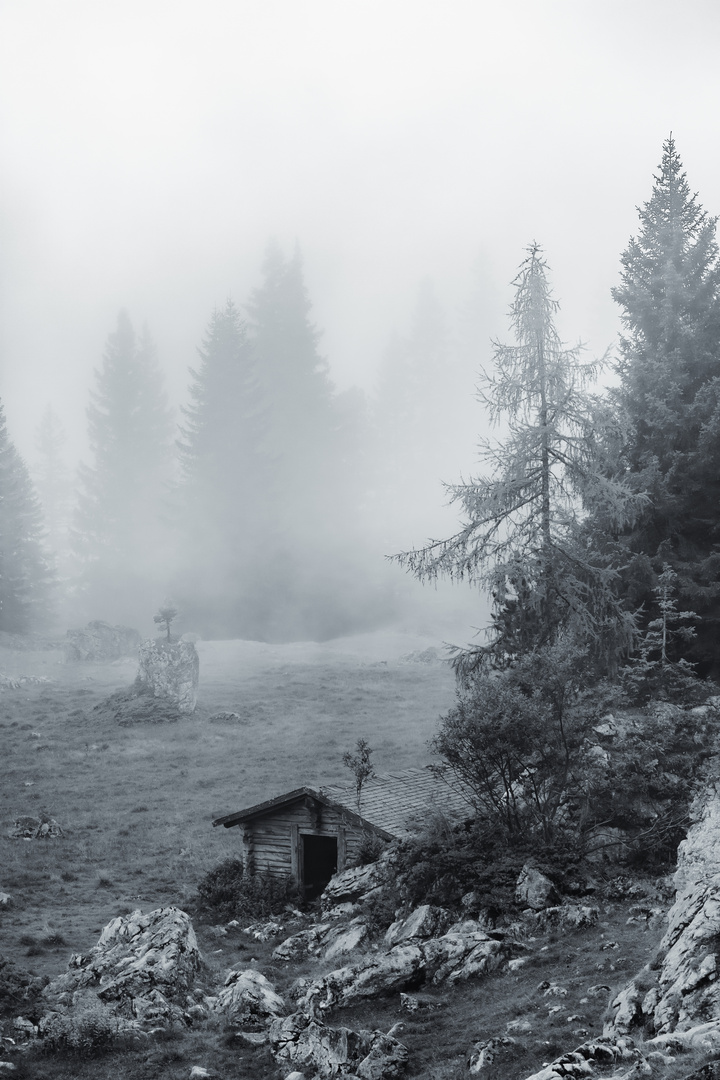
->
xmin=136 ymin=639 xmax=199 ymax=713
xmin=269 ymin=1011 xmax=408 ymax=1079
xmin=42 ymin=906 xmax=201 ymax=1028
xmin=296 ymin=917 xmax=526 ymax=1016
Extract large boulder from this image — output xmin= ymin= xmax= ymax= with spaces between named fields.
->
xmin=65 ymin=621 xmax=141 ymax=663
xmin=43 ymin=906 xmax=201 ymax=1022
xmin=136 ymin=639 xmax=199 ymax=714
xmin=269 ymin=1011 xmax=409 ymax=1079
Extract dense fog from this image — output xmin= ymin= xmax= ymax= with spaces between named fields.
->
xmin=2 ymin=0 xmax=720 ymax=642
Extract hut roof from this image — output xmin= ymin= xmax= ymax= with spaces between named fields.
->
xmin=212 ymin=767 xmax=472 ymax=840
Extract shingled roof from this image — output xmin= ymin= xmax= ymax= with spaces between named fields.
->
xmin=212 ymin=767 xmax=473 ymax=839
xmin=322 ymin=767 xmax=473 ymax=837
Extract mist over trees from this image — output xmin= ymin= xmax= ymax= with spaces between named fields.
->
xmin=7 ymin=135 xmax=720 ymax=682
xmin=71 ymin=310 xmax=174 ymax=625
xmin=0 ymin=399 xmax=54 ymax=633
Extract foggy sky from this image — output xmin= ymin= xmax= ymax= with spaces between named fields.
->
xmin=3 ymin=0 xmax=720 ymax=471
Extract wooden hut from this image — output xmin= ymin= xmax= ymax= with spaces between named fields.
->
xmin=212 ymin=767 xmax=472 ymax=898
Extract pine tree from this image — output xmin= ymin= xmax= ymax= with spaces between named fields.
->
xmin=612 ymin=137 xmax=720 ymax=675
xmin=0 ymin=399 xmax=54 ymax=632
xmin=73 ymin=311 xmax=174 ymax=624
xmin=395 ymin=245 xmax=644 ymax=677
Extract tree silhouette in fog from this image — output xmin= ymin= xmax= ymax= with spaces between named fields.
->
xmin=0 ymin=399 xmax=54 ymax=632
xmin=72 ymin=311 xmax=174 ymax=624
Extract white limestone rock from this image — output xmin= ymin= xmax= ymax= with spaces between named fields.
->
xmin=136 ymin=639 xmax=199 ymax=713
xmin=269 ymin=1011 xmax=408 ymax=1080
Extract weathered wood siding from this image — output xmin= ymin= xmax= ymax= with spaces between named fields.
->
xmin=243 ymin=796 xmax=370 ymax=882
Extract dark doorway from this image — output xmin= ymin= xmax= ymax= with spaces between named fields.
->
xmin=302 ymin=834 xmax=338 ymax=899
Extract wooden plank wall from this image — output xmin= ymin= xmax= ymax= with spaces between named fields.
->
xmin=242 ymin=798 xmax=369 ymax=880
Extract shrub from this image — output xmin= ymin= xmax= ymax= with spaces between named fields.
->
xmin=40 ymin=1003 xmax=139 ymax=1056
xmin=196 ymin=858 xmax=299 ymax=921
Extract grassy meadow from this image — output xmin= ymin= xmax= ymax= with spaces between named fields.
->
xmin=0 ymin=629 xmax=458 ymax=979
xmin=0 ymin=629 xmax=671 ymax=1079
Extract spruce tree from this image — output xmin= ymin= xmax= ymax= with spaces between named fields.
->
xmin=0 ymin=400 xmax=54 ymax=632
xmin=73 ymin=311 xmax=174 ymax=624
xmin=395 ymin=245 xmax=644 ymax=677
xmin=612 ymin=137 xmax=720 ymax=674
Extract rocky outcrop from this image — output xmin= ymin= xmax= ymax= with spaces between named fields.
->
xmin=136 ymin=639 xmax=199 ymax=713
xmin=297 ymin=919 xmax=525 ymax=1016
xmin=675 ymin=784 xmax=720 ymax=894
xmin=213 ymin=968 xmax=285 ymax=1027
xmin=269 ymin=1011 xmax=408 ymax=1079
xmin=42 ymin=906 xmax=200 ymax=1026
xmin=606 ymin=872 xmax=720 ymax=1037
xmin=65 ymin=621 xmax=141 ymax=662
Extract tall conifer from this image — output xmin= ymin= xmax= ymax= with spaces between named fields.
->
xmin=612 ymin=137 xmax=720 ymax=674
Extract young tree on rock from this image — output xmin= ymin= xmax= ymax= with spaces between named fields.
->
xmin=395 ymin=244 xmax=644 ymax=678
xmin=0 ymin=399 xmax=54 ymax=632
xmin=612 ymin=136 xmax=720 ymax=675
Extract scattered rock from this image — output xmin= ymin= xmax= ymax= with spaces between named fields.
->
xmin=0 ymin=894 xmax=12 ymax=907
xmin=65 ymin=621 xmax=141 ymax=663
xmin=245 ymin=920 xmax=286 ymax=942
xmin=531 ymin=905 xmax=599 ymax=932
xmin=269 ymin=1011 xmax=409 ymax=1080
xmin=213 ymin=968 xmax=285 ymax=1026
xmin=516 ymin=864 xmax=560 ymax=910
xmin=399 ymin=992 xmax=443 ymax=1013
xmin=136 ymin=639 xmax=199 ymax=713
xmin=208 ymin=711 xmax=245 ymax=724
xmin=468 ymin=1036 xmax=516 ymax=1075
xmin=7 ymin=816 xmax=63 ymax=840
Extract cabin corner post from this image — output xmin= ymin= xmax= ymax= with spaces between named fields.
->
xmin=290 ymin=823 xmax=300 ymax=886
xmin=337 ymin=826 xmax=347 ymax=871
xmin=242 ymin=826 xmax=254 ymax=875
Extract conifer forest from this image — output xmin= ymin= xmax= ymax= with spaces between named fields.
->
xmin=1 ymin=136 xmax=720 ymax=694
